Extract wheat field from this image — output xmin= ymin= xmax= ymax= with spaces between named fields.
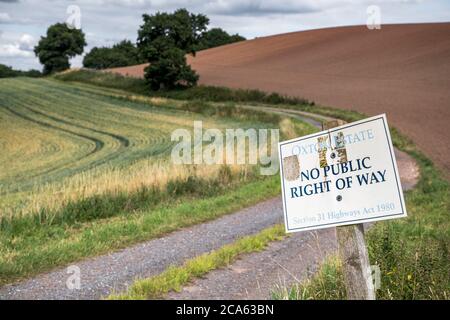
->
xmin=0 ymin=77 xmax=263 ymax=219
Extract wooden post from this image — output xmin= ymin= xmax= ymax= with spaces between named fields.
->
xmin=323 ymin=120 xmax=375 ymax=300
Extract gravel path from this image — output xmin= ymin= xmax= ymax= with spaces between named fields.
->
xmin=0 ymin=198 xmax=284 ymax=300
xmin=167 ymin=228 xmax=337 ymax=300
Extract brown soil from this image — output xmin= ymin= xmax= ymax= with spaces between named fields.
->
xmin=108 ymin=23 xmax=450 ymax=177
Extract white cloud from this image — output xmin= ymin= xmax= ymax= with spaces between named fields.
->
xmin=0 ymin=33 xmax=35 ymax=58
xmin=18 ymin=33 xmax=34 ymax=50
xmin=0 ymin=12 xmax=12 ymax=23
xmin=0 ymin=43 xmax=33 ymax=57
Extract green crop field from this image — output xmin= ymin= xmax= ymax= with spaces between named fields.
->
xmin=0 ymin=77 xmax=269 ymax=218
xmin=0 ymin=77 xmax=308 ymax=284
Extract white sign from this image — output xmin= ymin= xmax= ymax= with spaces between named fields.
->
xmin=278 ymin=114 xmax=407 ymax=233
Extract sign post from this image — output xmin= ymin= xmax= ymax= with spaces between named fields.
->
xmin=278 ymin=114 xmax=407 ymax=299
xmin=323 ymin=119 xmax=374 ymax=300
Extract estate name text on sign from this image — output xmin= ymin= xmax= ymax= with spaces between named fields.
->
xmin=278 ymin=114 xmax=407 ymax=233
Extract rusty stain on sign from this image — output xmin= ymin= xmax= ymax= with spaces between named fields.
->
xmin=318 ymin=136 xmax=329 ymax=168
xmin=337 ymin=148 xmax=348 ymax=163
xmin=283 ymin=155 xmax=300 ymax=181
xmin=333 ymin=131 xmax=348 ymax=163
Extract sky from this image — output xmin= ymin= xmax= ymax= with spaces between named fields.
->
xmin=1 ymin=0 xmax=449 ymax=71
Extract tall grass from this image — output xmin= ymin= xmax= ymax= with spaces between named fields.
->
xmin=0 ymin=175 xmax=282 ymax=285
xmin=367 ymin=152 xmax=449 ymax=299
xmin=0 ymin=164 xmax=258 ymax=233
xmin=272 ymin=256 xmax=347 ymax=300
xmin=1 ymin=158 xmax=252 ymax=216
xmin=0 ymin=77 xmax=287 ymax=221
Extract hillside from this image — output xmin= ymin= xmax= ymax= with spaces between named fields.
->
xmin=0 ymin=78 xmax=274 ymax=217
xmin=0 ymin=77 xmax=290 ymax=283
xmin=109 ymin=23 xmax=450 ymax=177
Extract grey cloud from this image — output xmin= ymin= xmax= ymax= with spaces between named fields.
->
xmin=100 ymin=0 xmax=319 ymax=16
xmin=0 ymin=12 xmax=11 ymax=23
xmin=1 ymin=0 xmax=449 ymax=71
xmin=204 ymin=0 xmax=319 ymax=16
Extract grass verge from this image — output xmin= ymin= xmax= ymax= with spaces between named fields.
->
xmin=0 ymin=175 xmax=280 ymax=285
xmin=107 ymin=224 xmax=286 ymax=300
xmin=0 ymin=165 xmax=256 ymax=233
xmin=271 ymin=256 xmax=346 ymax=300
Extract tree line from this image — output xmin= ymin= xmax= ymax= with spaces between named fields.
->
xmin=29 ymin=8 xmax=245 ymax=90
xmin=0 ymin=64 xmax=42 ymax=78
xmin=83 ymin=28 xmax=244 ymax=71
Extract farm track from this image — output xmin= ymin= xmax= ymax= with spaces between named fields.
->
xmin=0 ymin=198 xmax=286 ymax=300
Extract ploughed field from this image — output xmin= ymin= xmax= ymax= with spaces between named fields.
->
xmin=110 ymin=23 xmax=450 ymax=178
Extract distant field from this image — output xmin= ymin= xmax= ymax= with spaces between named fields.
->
xmin=110 ymin=23 xmax=450 ymax=178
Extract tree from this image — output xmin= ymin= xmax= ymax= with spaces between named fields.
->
xmin=0 ymin=64 xmax=17 ymax=78
xmin=34 ymin=23 xmax=86 ymax=74
xmin=0 ymin=64 xmax=42 ymax=78
xmin=196 ymin=28 xmax=245 ymax=51
xmin=83 ymin=40 xmax=144 ymax=69
xmin=23 ymin=69 xmax=43 ymax=78
xmin=137 ymin=9 xmax=209 ymax=90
